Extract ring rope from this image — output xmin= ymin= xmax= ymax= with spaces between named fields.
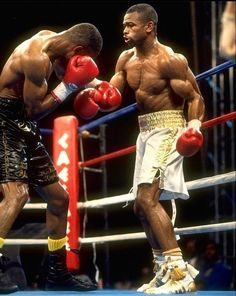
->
xmin=23 ymin=171 xmax=235 ymax=210
xmin=195 ymin=60 xmax=235 ymax=80
xmin=80 ymin=145 xmax=136 ymax=168
xmin=80 ymin=221 xmax=236 ymax=244
xmin=202 ymin=111 xmax=236 ymax=129
xmin=79 ymin=112 xmax=236 ymax=168
xmin=5 ymin=221 xmax=236 ymax=246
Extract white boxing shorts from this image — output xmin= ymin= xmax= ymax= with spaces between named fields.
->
xmin=132 ymin=110 xmax=189 ymax=200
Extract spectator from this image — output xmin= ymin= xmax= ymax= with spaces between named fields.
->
xmin=182 ymin=237 xmax=203 ymax=270
xmin=196 ymin=240 xmax=233 ymax=290
xmin=219 ymin=1 xmax=236 ymax=59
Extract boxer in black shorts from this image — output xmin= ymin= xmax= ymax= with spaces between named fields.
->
xmin=0 ymin=23 xmax=103 ymax=293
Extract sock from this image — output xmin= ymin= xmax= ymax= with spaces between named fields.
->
xmin=163 ymin=247 xmax=182 ymax=257
xmin=48 ymin=236 xmax=67 ymax=252
xmin=0 ymin=237 xmax=4 ymax=249
xmin=163 ymin=247 xmax=185 ymax=268
xmin=152 ymin=248 xmax=164 ymax=262
xmin=152 ymin=249 xmax=164 ymax=273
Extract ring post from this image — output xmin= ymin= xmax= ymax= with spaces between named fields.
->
xmin=53 ymin=116 xmax=80 ymax=270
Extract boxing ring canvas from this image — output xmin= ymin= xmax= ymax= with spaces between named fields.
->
xmin=13 ymin=289 xmax=236 ymax=295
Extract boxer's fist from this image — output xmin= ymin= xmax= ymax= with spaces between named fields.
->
xmin=94 ymin=81 xmax=121 ymax=111
xmin=51 ymin=55 xmax=99 ymax=103
xmin=176 ymin=119 xmax=203 ymax=157
xmin=64 ymin=55 xmax=99 ymax=88
xmin=74 ymin=89 xmax=100 ymax=120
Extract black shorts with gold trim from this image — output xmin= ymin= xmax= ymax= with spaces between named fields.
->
xmin=0 ymin=97 xmax=59 ymax=187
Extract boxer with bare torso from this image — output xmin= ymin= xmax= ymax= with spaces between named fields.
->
xmin=76 ymin=3 xmax=205 ymax=294
xmin=0 ymin=23 xmax=103 ymax=293
xmin=115 ymin=4 xmax=205 ymax=294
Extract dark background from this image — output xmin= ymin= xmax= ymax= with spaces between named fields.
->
xmin=1 ymin=0 xmax=234 ymax=289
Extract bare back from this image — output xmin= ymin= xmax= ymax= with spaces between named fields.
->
xmin=0 ymin=30 xmax=55 ymax=100
xmin=0 ymin=30 xmax=71 ymax=120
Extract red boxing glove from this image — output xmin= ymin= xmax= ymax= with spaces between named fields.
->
xmin=176 ymin=119 xmax=204 ymax=157
xmin=74 ymin=89 xmax=100 ymax=120
xmin=94 ymin=81 xmax=121 ymax=112
xmin=64 ymin=55 xmax=99 ymax=87
xmin=51 ymin=55 xmax=99 ymax=103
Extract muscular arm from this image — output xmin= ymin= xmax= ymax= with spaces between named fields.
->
xmin=168 ymin=54 xmax=205 ymax=122
xmin=185 ymin=68 xmax=205 ymax=122
xmin=23 ymin=57 xmax=59 ymax=120
xmin=170 ymin=55 xmax=205 ymax=157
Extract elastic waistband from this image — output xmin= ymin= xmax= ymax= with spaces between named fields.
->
xmin=0 ymin=97 xmax=26 ymax=118
xmin=0 ymin=97 xmax=24 ymax=107
xmin=138 ymin=110 xmax=186 ymax=132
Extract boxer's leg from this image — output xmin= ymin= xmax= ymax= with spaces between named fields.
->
xmin=36 ymin=182 xmax=97 ymax=291
xmin=0 ymin=182 xmax=29 ymax=294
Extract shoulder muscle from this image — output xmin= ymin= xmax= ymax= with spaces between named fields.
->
xmin=115 ymin=49 xmax=134 ymax=72
xmin=160 ymin=53 xmax=188 ymax=80
xmin=22 ymin=54 xmax=49 ymax=85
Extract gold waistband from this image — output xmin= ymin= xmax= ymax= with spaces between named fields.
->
xmin=138 ymin=110 xmax=186 ymax=132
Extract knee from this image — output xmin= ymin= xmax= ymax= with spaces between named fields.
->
xmin=48 ymin=190 xmax=69 ymax=216
xmin=133 ymin=200 xmax=149 ymax=224
xmin=133 ymin=193 xmax=148 ymax=217
xmin=133 ymin=201 xmax=139 ymax=216
xmin=135 ymin=190 xmax=156 ymax=213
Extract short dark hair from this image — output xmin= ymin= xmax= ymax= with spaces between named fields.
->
xmin=126 ymin=3 xmax=158 ymax=29
xmin=67 ymin=23 xmax=103 ymax=56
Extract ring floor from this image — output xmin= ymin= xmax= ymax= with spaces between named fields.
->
xmin=13 ymin=290 xmax=236 ymax=296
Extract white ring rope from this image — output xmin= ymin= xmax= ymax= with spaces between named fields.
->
xmin=80 ymin=222 xmax=236 ymax=244
xmin=5 ymin=221 xmax=236 ymax=245
xmin=8 ymin=171 xmax=233 ymax=247
xmin=23 ymin=171 xmax=236 ymax=210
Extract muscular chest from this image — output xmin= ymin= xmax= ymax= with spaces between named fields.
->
xmin=126 ymin=58 xmax=166 ymax=93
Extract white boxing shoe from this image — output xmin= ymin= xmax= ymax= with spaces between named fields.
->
xmin=145 ymin=257 xmax=199 ymax=294
xmin=137 ymin=260 xmax=166 ymax=292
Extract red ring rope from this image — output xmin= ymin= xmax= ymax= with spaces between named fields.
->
xmin=80 ymin=145 xmax=136 ymax=167
xmin=202 ymin=111 xmax=236 ymax=128
xmin=79 ymin=111 xmax=236 ymax=168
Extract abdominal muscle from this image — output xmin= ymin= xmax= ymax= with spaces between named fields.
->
xmin=135 ymin=87 xmax=185 ymax=114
